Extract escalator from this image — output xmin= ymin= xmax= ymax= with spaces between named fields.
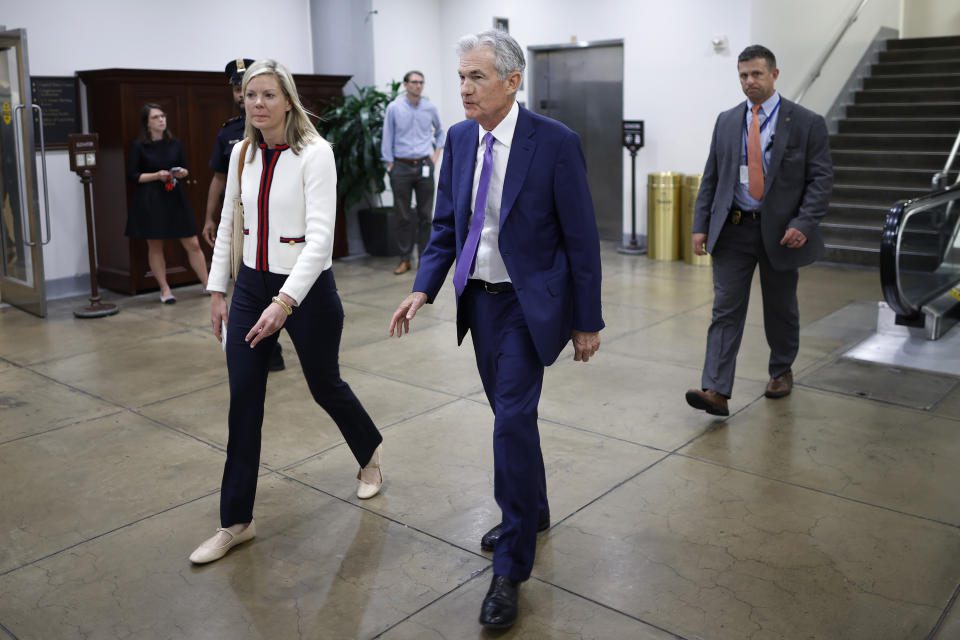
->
xmin=880 ymin=183 xmax=960 ymax=339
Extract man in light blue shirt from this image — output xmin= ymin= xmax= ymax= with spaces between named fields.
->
xmin=381 ymin=71 xmax=445 ymax=274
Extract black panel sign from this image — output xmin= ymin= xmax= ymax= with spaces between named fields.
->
xmin=622 ymin=120 xmax=644 ymax=152
xmin=30 ymin=76 xmax=80 ymax=150
xmin=68 ymin=133 xmax=98 ymax=173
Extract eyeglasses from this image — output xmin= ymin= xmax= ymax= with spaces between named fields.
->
xmin=406 ymin=80 xmax=424 ymax=85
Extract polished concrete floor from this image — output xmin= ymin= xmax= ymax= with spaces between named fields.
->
xmin=2 ymin=244 xmax=960 ymax=639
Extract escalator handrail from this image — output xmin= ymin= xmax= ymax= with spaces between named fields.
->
xmin=880 ymin=199 xmax=910 ymax=316
xmin=880 ymin=185 xmax=960 ymax=318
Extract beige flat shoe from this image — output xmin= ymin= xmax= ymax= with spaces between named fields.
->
xmin=357 ymin=444 xmax=383 ymax=499
xmin=189 ymin=520 xmax=256 ymax=564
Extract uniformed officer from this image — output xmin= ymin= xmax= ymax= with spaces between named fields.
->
xmin=203 ymin=58 xmax=252 ymax=247
xmin=203 ymin=57 xmax=285 ymax=372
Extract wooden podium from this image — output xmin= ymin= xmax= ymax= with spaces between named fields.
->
xmin=78 ymin=68 xmax=350 ymax=294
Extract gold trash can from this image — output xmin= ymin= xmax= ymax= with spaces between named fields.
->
xmin=647 ymin=172 xmax=682 ymax=261
xmin=681 ymin=174 xmax=711 ymax=266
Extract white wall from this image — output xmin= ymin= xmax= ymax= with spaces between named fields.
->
xmin=3 ymin=0 xmax=313 ymax=294
xmin=311 ymin=0 xmax=376 ymax=88
xmin=902 ymin=0 xmax=960 ymax=38
xmin=372 ymin=0 xmax=905 ymax=241
xmin=371 ymin=0 xmax=444 ymax=104
xmin=6 ymin=0 xmax=919 ymax=292
xmin=752 ymin=0 xmax=901 ymax=116
xmin=416 ymin=0 xmax=751 ymax=239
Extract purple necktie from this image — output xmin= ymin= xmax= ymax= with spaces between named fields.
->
xmin=454 ymin=132 xmax=496 ymax=297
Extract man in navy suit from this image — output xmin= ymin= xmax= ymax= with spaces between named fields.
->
xmin=389 ymin=29 xmax=604 ymax=629
xmin=686 ymin=45 xmax=832 ymax=416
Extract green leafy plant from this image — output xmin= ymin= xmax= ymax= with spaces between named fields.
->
xmin=317 ymin=81 xmax=401 ymax=209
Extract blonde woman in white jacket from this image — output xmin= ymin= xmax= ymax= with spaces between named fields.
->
xmin=190 ymin=60 xmax=384 ymax=565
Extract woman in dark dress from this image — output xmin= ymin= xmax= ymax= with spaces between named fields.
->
xmin=126 ymin=104 xmax=208 ymax=303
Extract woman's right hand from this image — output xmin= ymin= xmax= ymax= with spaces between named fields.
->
xmin=210 ymin=292 xmax=228 ymax=340
xmin=157 ymin=170 xmax=172 ymax=182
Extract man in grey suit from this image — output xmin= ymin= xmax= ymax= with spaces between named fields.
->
xmin=685 ymin=44 xmax=833 ymax=416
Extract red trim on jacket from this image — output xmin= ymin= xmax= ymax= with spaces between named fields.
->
xmin=255 ymin=144 xmax=288 ymax=271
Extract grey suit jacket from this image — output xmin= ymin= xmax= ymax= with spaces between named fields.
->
xmin=692 ymin=97 xmax=833 ymax=270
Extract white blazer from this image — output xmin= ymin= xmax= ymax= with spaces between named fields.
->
xmin=207 ymin=136 xmax=337 ymax=304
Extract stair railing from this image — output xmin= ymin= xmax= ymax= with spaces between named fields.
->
xmin=932 ymin=128 xmax=960 ymax=190
xmin=795 ymin=0 xmax=872 ymax=105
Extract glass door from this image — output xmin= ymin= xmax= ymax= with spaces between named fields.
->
xmin=0 ymin=28 xmax=48 ymax=317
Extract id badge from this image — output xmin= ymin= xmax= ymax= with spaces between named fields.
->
xmin=421 ymin=164 xmax=430 ymax=178
xmin=739 ymin=165 xmax=749 ymax=184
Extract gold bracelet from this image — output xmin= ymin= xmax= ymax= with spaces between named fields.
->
xmin=271 ymin=296 xmax=293 ymax=316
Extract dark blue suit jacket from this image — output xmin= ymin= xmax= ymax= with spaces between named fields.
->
xmin=413 ymin=105 xmax=604 ymax=366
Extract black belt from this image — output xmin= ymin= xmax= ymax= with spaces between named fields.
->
xmin=470 ymin=279 xmax=514 ymax=294
xmin=729 ymin=207 xmax=761 ymax=224
xmin=394 ymin=156 xmax=430 ymax=165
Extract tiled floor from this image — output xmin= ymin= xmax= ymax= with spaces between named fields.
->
xmin=1 ymin=244 xmax=959 ymax=639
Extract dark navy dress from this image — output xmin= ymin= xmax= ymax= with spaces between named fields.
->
xmin=126 ymin=138 xmax=197 ymax=239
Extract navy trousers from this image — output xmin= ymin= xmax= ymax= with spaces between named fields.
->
xmin=465 ymin=282 xmax=548 ymax=582
xmin=220 ymin=264 xmax=383 ymax=527
xmin=702 ymin=217 xmax=800 ymax=397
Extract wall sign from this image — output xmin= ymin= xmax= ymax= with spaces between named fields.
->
xmin=30 ymin=76 xmax=80 ymax=150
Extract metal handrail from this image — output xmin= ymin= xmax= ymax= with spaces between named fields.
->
xmin=795 ymin=0 xmax=872 ymax=105
xmin=32 ymin=104 xmax=51 ymax=245
xmin=932 ymin=128 xmax=960 ymax=190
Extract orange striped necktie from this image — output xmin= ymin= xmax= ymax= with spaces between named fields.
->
xmin=748 ymin=103 xmax=764 ymax=200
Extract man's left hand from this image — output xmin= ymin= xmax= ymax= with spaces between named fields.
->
xmin=572 ymin=330 xmax=600 ymax=363
xmin=780 ymin=228 xmax=807 ymax=249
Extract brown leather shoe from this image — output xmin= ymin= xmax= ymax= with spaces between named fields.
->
xmin=685 ymin=388 xmax=729 ymax=416
xmin=765 ymin=372 xmax=793 ymax=398
xmin=393 ymin=260 xmax=411 ymax=275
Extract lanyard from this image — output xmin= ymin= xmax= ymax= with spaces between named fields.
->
xmin=741 ymin=99 xmax=781 ymax=158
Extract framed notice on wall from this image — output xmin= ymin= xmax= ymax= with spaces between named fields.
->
xmin=30 ymin=76 xmax=81 ymax=150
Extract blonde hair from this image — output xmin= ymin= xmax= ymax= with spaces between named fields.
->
xmin=240 ymin=59 xmax=319 ymax=157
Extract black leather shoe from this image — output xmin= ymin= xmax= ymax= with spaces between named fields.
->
xmin=268 ymin=342 xmax=285 ymax=372
xmin=478 ymin=574 xmax=519 ymax=629
xmin=480 ymin=512 xmax=550 ymax=551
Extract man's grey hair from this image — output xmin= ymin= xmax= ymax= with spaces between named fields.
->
xmin=456 ymin=29 xmax=526 ymax=80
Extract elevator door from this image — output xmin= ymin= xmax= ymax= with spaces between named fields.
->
xmin=531 ymin=43 xmax=623 ymax=241
xmin=0 ymin=28 xmax=48 ymax=316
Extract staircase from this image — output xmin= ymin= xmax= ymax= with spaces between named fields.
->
xmin=823 ymin=35 xmax=960 ymax=266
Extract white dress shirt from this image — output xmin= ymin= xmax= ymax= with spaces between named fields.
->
xmin=470 ymin=100 xmax=519 ymax=284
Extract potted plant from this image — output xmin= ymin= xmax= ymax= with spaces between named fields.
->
xmin=317 ymin=81 xmax=401 ymax=256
